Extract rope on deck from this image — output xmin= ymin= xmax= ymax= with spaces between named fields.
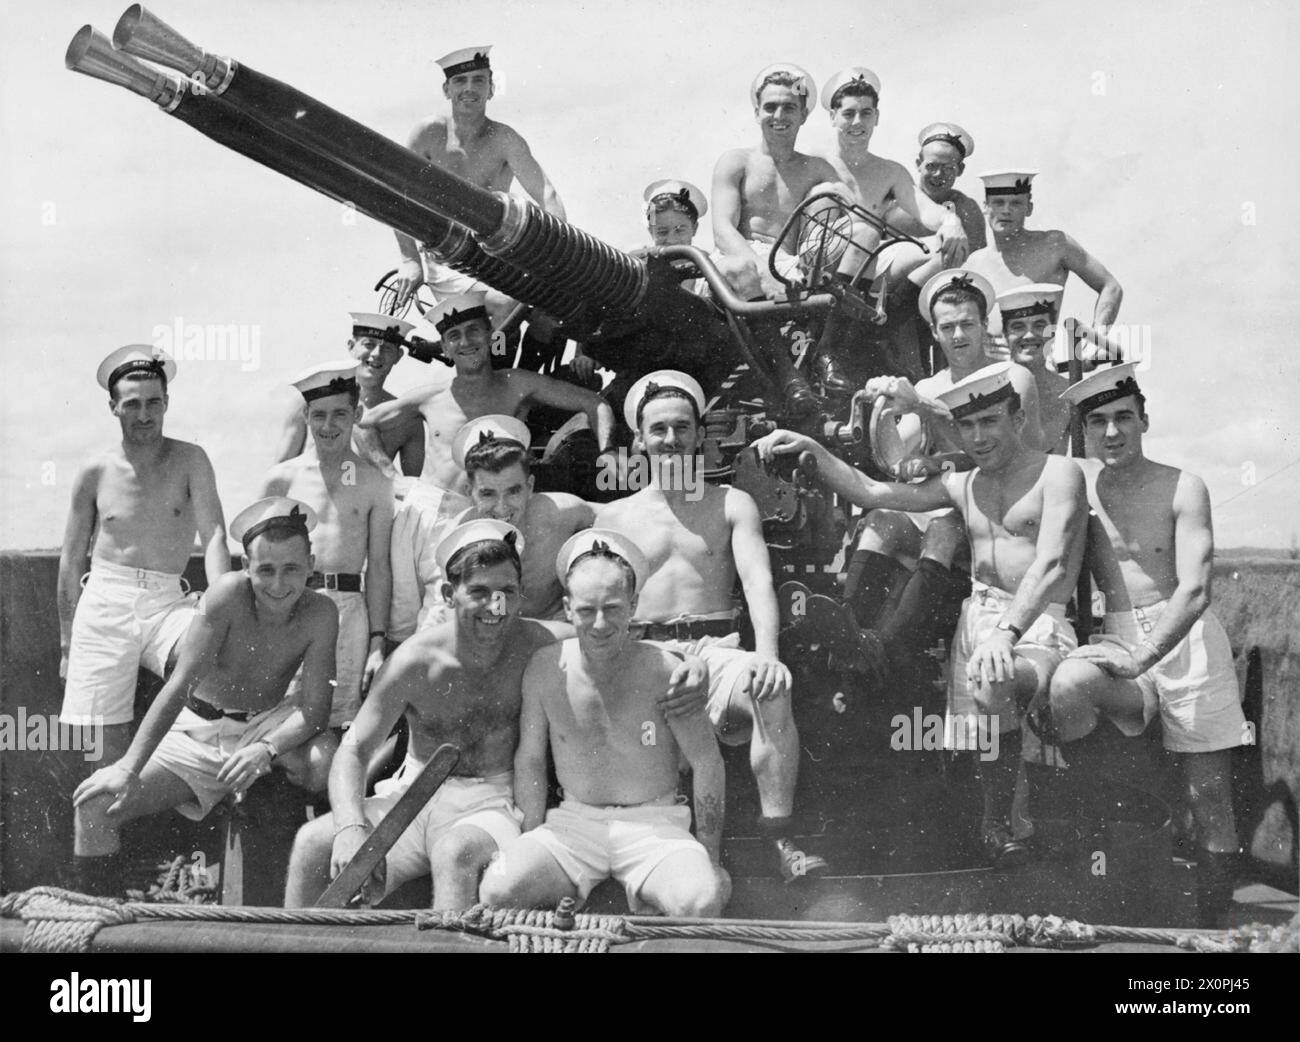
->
xmin=5 ymin=886 xmax=1291 ymax=954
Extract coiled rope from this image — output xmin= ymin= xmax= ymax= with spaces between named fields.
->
xmin=5 ymin=886 xmax=1292 ymax=954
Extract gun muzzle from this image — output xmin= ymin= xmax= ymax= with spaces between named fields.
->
xmin=111 ymin=6 xmax=649 ymax=315
xmin=65 ymin=24 xmax=183 ymax=108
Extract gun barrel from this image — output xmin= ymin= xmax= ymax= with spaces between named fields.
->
xmin=112 ymin=6 xmax=647 ymax=313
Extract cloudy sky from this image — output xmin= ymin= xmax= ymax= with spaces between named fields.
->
xmin=2 ymin=0 xmax=1297 ymax=548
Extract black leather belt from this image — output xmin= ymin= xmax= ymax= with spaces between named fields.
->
xmin=628 ymin=618 xmax=737 ymax=641
xmin=183 ymin=691 xmax=252 ymax=723
xmin=308 ymin=572 xmax=362 ymax=592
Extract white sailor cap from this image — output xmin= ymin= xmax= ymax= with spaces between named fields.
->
xmin=918 ymin=121 xmax=974 ymax=159
xmin=919 ymin=268 xmax=996 ymax=320
xmin=349 ymin=311 xmax=414 ymax=347
xmin=230 ymin=496 xmax=318 ymax=548
xmin=643 ymin=179 xmax=708 ymax=222
xmin=750 ymin=63 xmax=816 ymax=108
xmin=820 ymin=67 xmax=882 ymax=112
xmin=452 ymin=414 xmax=532 ymax=469
xmin=291 ymin=360 xmax=361 ymax=403
xmin=1060 ymin=362 xmax=1143 ymax=415
xmin=423 ymin=291 xmax=491 ymax=339
xmin=436 ymin=45 xmax=492 ymax=79
xmin=434 ymin=519 xmax=524 ymax=574
xmin=979 ymin=169 xmax=1037 ymax=196
xmin=97 ymin=344 xmax=177 ymax=391
xmin=555 ymin=528 xmax=649 ymax=596
xmin=623 ymin=369 xmax=707 ymax=432
xmin=937 ymin=362 xmax=1017 ymax=420
xmin=997 ymin=284 xmax=1063 ymax=321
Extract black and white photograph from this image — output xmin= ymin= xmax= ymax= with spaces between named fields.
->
xmin=1 ymin=0 xmax=1296 ymax=984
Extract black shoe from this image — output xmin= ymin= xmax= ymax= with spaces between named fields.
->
xmin=774 ymin=837 xmax=831 ymax=882
xmin=812 ymin=350 xmax=854 ymax=396
xmin=983 ymin=825 xmax=1034 ymax=870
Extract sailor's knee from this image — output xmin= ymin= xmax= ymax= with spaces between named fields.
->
xmin=858 ymin=509 xmax=915 ymax=553
xmin=656 ymin=867 xmax=725 ymax=918
xmin=280 ymin=731 xmax=337 ymax=792
xmin=477 ymin=861 xmax=517 ymax=906
xmin=290 ymin=814 xmax=334 ymax=861
xmin=1049 ymin=658 xmax=1109 ymax=704
xmin=430 ymin=829 xmax=494 ymax=876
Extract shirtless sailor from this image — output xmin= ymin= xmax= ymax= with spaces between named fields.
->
xmin=755 ymin=363 xmax=1087 ymax=865
xmin=392 ymin=45 xmax=564 ymax=364
xmin=455 ymin=415 xmax=595 ymax=620
xmin=966 ymin=170 xmax=1123 ymax=336
xmin=915 ymin=122 xmax=986 ymax=251
xmin=358 ymin=291 xmax=615 ymax=642
xmin=480 ymin=529 xmax=730 ymax=916
xmin=59 ymin=346 xmax=228 ymax=772
xmin=597 ymin=371 xmax=828 ymax=880
xmin=71 ymin=498 xmax=339 ymax=896
xmin=273 ymin=312 xmax=425 ymax=480
xmin=711 ymin=62 xmax=835 ymax=413
xmin=997 ymin=284 xmax=1071 ymax=453
xmin=1047 ymin=364 xmax=1247 ymax=924
xmin=260 ymin=361 xmax=394 ymax=728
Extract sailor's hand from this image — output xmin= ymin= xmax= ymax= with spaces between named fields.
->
xmin=362 ymin=645 xmax=386 ymax=695
xmin=937 ymin=214 xmax=970 ymax=267
xmin=395 ymin=259 xmax=424 ymax=307
xmin=661 ymin=655 xmax=709 ymax=718
xmin=967 ymin=631 xmax=1018 ymax=686
xmin=865 ymin=375 xmax=918 ymax=409
xmin=73 ymin=761 xmax=140 ymax=814
xmin=570 ymin=349 xmax=596 ymax=383
xmin=331 ymin=824 xmax=386 ymax=906
xmin=217 ymin=742 xmax=275 ymax=793
xmin=752 ymin=429 xmax=817 ymax=465
xmin=898 ymin=455 xmax=946 ymax=482
xmin=748 ymin=654 xmax=791 ymax=702
xmin=1068 ymin=639 xmax=1149 ymax=679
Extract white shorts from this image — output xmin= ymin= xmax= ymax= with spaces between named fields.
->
xmin=61 ymin=561 xmax=199 ymax=726
xmin=657 ymin=631 xmax=758 ymax=746
xmin=285 ymin=588 xmax=368 ymax=729
xmin=418 ymin=252 xmax=490 ymax=300
xmin=389 ymin=483 xmax=471 ymax=642
xmin=946 ymin=581 xmax=1077 ymax=748
xmin=710 ymin=241 xmax=801 ymax=300
xmin=150 ymin=700 xmax=298 ymax=821
xmin=365 ymin=758 xmax=523 ymax=897
xmin=1101 ymin=601 xmax=1246 ymax=753
xmin=511 ymin=795 xmax=706 ymax=910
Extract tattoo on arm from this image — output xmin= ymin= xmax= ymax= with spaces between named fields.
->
xmin=696 ymin=792 xmax=723 ymax=839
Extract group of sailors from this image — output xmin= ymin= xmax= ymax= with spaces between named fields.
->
xmin=58 ymin=47 xmax=1245 ymax=925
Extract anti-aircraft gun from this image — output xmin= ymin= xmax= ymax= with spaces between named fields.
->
xmin=66 ymin=6 xmax=935 ymax=578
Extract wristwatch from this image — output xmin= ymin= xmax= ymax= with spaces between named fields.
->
xmin=260 ymin=738 xmax=279 ymax=761
xmin=995 ymin=620 xmax=1023 ymax=641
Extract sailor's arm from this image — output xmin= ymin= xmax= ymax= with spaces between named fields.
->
xmin=711 ymin=150 xmax=756 ymax=259
xmin=1060 ymin=232 xmax=1123 ymax=328
xmin=668 ymin=702 xmax=726 ymax=865
xmin=501 ymin=127 xmax=566 ymax=220
xmin=395 ymin=420 xmax=426 ymax=478
xmin=362 ymin=477 xmax=395 ymax=691
xmin=751 ymin=430 xmax=952 ymax=512
xmin=357 ymin=384 xmax=438 ymax=432
xmin=514 ymin=370 xmax=616 ymax=457
xmin=514 ymin=654 xmax=551 ymax=832
xmin=393 ymin=121 xmax=438 ymax=300
xmin=885 ymin=168 xmax=966 ymax=264
xmin=1138 ymin=473 xmax=1214 ymax=668
xmin=727 ymin=488 xmax=789 ymax=700
xmin=73 ymin=582 xmax=229 ymax=808
xmin=190 ymin=446 xmax=230 ymax=584
xmin=272 ymin=398 xmax=307 ymax=465
xmin=329 ymin=645 xmax=414 ymax=832
xmin=57 ymin=462 xmax=100 ymax=675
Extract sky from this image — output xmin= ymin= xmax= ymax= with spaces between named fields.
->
xmin=2 ymin=0 xmax=1298 ymax=549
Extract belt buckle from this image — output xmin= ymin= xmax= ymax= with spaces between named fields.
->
xmin=324 ymin=574 xmax=338 ymax=591
xmin=135 ymin=569 xmax=150 ymax=590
